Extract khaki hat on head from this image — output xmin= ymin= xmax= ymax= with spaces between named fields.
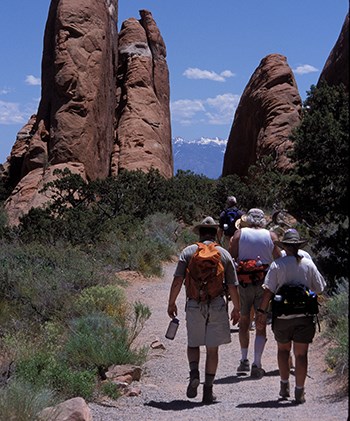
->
xmin=245 ymin=208 xmax=267 ymax=228
xmin=235 ymin=214 xmax=250 ymax=230
xmin=193 ymin=216 xmax=219 ymax=235
xmin=274 ymin=228 xmax=308 ymax=249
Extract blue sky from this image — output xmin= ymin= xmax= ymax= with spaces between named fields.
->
xmin=0 ymin=0 xmax=348 ymax=163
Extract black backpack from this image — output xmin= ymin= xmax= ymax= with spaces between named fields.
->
xmin=223 ymin=207 xmax=241 ymax=237
xmin=271 ymin=283 xmax=319 ymax=317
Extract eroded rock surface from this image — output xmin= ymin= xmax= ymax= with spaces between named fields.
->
xmin=222 ymin=54 xmax=302 ymax=177
xmin=113 ymin=10 xmax=173 ymax=178
xmin=318 ymin=12 xmax=349 ymax=91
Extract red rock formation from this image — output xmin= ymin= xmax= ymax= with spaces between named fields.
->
xmin=4 ymin=162 xmax=86 ymax=226
xmin=113 ymin=10 xmax=173 ymax=178
xmin=222 ymin=54 xmax=302 ymax=178
xmin=33 ymin=0 xmax=119 ymax=181
xmin=2 ymin=3 xmax=174 ymax=224
xmin=318 ymin=12 xmax=349 ymax=91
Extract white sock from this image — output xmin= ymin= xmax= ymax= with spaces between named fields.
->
xmin=253 ymin=335 xmax=266 ymax=367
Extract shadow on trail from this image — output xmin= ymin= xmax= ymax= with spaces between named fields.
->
xmin=215 ymin=369 xmax=280 ymax=384
xmin=237 ymin=399 xmax=299 ymax=408
xmin=145 ymin=399 xmax=218 ymax=411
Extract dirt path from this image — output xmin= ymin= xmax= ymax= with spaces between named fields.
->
xmin=89 ymin=262 xmax=348 ymax=421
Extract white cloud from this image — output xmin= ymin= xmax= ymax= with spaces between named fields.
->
xmin=25 ymin=75 xmax=41 ymax=86
xmin=171 ymin=93 xmax=240 ymax=126
xmin=171 ymin=99 xmax=206 ymax=120
xmin=0 ymin=87 xmax=11 ymax=95
xmin=293 ymin=64 xmax=318 ymax=75
xmin=204 ymin=94 xmax=240 ymax=125
xmin=183 ymin=67 xmax=235 ymax=82
xmin=0 ymin=100 xmax=26 ymax=124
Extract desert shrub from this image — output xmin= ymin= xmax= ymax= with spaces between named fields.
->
xmin=73 ymin=285 xmax=128 ymax=322
xmin=0 ymin=241 xmax=109 ymax=325
xmin=142 ymin=213 xmax=179 ymax=258
xmin=15 ymin=352 xmax=96 ymax=400
xmin=322 ymin=281 xmax=348 ymax=378
xmin=99 ymin=380 xmax=121 ymax=400
xmin=0 ymin=379 xmax=57 ymax=421
xmin=63 ymin=313 xmax=148 ymax=371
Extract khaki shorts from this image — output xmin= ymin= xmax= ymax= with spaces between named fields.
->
xmin=272 ymin=316 xmax=316 ymax=344
xmin=238 ymin=283 xmax=264 ymax=316
xmin=186 ymin=296 xmax=231 ymax=347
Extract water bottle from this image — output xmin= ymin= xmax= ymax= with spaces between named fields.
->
xmin=165 ymin=317 xmax=179 ymax=340
xmin=256 ymin=256 xmax=262 ymax=267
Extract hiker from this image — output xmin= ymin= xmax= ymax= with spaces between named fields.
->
xmin=167 ymin=216 xmax=240 ymax=404
xmin=229 ymin=208 xmax=281 ymax=378
xmin=217 ymin=196 xmax=245 ymax=250
xmin=256 ymin=228 xmax=326 ymax=404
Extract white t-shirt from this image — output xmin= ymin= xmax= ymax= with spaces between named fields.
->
xmin=263 ymin=255 xmax=326 ymax=295
xmin=238 ymin=227 xmax=274 ymax=265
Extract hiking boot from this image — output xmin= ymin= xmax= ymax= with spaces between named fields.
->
xmin=186 ymin=370 xmax=200 ymax=398
xmin=202 ymin=385 xmax=217 ymax=404
xmin=295 ymin=387 xmax=306 ymax=404
xmin=237 ymin=359 xmax=250 ymax=374
xmin=279 ymin=381 xmax=290 ymax=398
xmin=250 ymin=364 xmax=265 ymax=379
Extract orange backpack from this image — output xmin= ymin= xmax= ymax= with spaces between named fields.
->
xmin=185 ymin=242 xmax=225 ymax=302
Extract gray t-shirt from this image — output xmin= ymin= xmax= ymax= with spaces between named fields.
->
xmin=174 ymin=240 xmax=238 ymax=286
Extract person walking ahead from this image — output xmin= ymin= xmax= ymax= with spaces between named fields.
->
xmin=167 ymin=216 xmax=240 ymax=404
xmin=256 ymin=229 xmax=326 ymax=404
xmin=229 ymin=208 xmax=281 ymax=378
xmin=217 ymin=196 xmax=245 ymax=250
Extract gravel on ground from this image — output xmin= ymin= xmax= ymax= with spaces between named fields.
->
xmin=89 ymin=262 xmax=348 ymax=421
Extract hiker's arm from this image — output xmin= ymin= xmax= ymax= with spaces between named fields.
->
xmin=255 ymin=287 xmax=274 ymax=330
xmin=227 ymin=284 xmax=240 ymax=325
xmin=167 ymin=275 xmax=183 ymax=318
xmin=270 ymin=231 xmax=282 ymax=260
xmin=229 ymin=229 xmax=240 ymax=260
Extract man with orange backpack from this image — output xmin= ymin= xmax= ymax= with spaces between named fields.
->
xmin=167 ymin=216 xmax=240 ymax=404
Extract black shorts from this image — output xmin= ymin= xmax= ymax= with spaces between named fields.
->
xmin=272 ymin=316 xmax=316 ymax=344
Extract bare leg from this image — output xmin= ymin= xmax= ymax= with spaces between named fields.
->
xmin=239 ymin=314 xmax=250 ymax=351
xmin=293 ymin=342 xmax=309 ymax=388
xmin=277 ymin=341 xmax=292 ymax=381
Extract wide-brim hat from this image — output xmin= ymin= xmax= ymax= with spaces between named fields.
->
xmin=193 ymin=216 xmax=219 ymax=234
xmin=235 ymin=214 xmax=250 ymax=229
xmin=274 ymin=228 xmax=308 ymax=249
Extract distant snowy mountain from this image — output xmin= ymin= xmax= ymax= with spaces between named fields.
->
xmin=172 ymin=136 xmax=227 ymax=179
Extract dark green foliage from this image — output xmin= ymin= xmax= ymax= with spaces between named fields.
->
xmin=15 ymin=353 xmax=96 ymax=400
xmin=285 ymin=82 xmax=349 ymax=224
xmin=168 ymin=170 xmax=217 ymax=223
xmin=282 ymin=82 xmax=349 ymax=289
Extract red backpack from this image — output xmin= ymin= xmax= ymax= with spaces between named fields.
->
xmin=185 ymin=242 xmax=225 ymax=302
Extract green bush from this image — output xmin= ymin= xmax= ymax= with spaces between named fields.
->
xmin=323 ymin=282 xmax=348 ymax=380
xmin=99 ymin=380 xmax=121 ymax=400
xmin=15 ymin=352 xmax=96 ymax=401
xmin=74 ymin=285 xmax=128 ymax=322
xmin=63 ymin=313 xmax=148 ymax=371
xmin=0 ymin=241 xmax=110 ymax=324
xmin=0 ymin=379 xmax=57 ymax=421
